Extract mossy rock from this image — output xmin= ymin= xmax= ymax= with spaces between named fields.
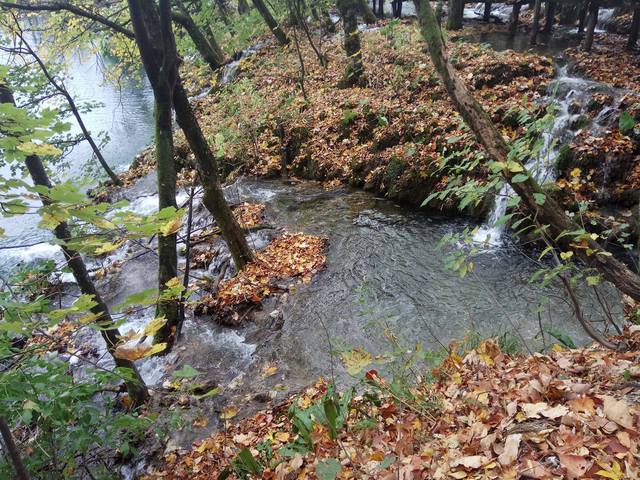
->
xmin=570 ymin=115 xmax=591 ymax=131
xmin=382 ymin=156 xmax=406 ymax=196
xmin=556 ymin=144 xmax=575 ymax=172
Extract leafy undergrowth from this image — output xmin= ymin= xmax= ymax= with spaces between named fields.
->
xmin=195 ymin=233 xmax=327 ymax=324
xmin=187 ymin=21 xmax=552 ymax=212
xmin=145 ymin=334 xmax=640 ymax=479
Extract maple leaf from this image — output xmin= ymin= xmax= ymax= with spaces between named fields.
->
xmin=340 ymin=348 xmax=372 ymax=376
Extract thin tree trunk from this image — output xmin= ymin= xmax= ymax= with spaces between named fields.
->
xmin=128 ymin=0 xmax=254 ymax=276
xmin=543 ymin=0 xmax=555 ymax=33
xmin=172 ymin=5 xmax=225 ymax=71
xmin=172 ymin=81 xmax=255 ymax=270
xmin=583 ymin=1 xmax=599 ymax=52
xmin=238 ymin=0 xmax=249 ymax=14
xmin=446 ymin=0 xmax=464 ymax=30
xmin=0 ymin=85 xmax=149 ymax=406
xmin=0 ymin=416 xmax=30 ymax=480
xmin=627 ymin=4 xmax=640 ymax=50
xmin=529 ymin=0 xmax=542 ymax=45
xmin=412 ymin=0 xmax=640 ymax=303
xmin=128 ymin=0 xmax=181 ymax=348
xmin=337 ymin=0 xmax=365 ymax=87
xmin=251 ymin=0 xmax=290 ymax=45
xmin=483 ymin=1 xmax=491 ymax=21
xmin=509 ymin=2 xmax=521 ymax=36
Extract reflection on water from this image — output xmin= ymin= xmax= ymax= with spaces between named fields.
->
xmin=0 ymin=48 xmax=154 ymax=270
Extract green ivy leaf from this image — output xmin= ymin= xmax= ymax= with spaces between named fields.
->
xmin=316 ymin=458 xmax=341 ymax=480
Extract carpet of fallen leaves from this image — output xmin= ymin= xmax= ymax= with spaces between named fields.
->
xmin=567 ymin=34 xmax=640 ymax=91
xmin=195 ymin=233 xmax=326 ymax=324
xmin=186 ymin=21 xmax=552 ymax=212
xmin=145 ymin=332 xmax=640 ymax=479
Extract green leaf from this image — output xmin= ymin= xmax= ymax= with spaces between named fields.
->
xmin=511 ymin=173 xmax=529 ymax=183
xmin=619 ymin=111 xmax=636 ymax=134
xmin=236 ymin=449 xmax=263 ymax=474
xmin=379 ymin=455 xmax=396 ymax=470
xmin=172 ymin=364 xmax=202 ymax=378
xmin=544 ymin=327 xmax=576 ymax=349
xmin=316 ymin=458 xmax=341 ymax=480
xmin=193 ymin=387 xmax=222 ymax=400
xmin=323 ymin=397 xmax=339 ymax=440
xmin=533 ymin=192 xmax=546 ymax=205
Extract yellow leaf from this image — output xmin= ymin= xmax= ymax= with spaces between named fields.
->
xmin=340 ymin=348 xmax=372 ymax=376
xmin=551 ymin=343 xmax=564 ymax=352
xmin=560 ymin=251 xmax=574 ymax=260
xmin=142 ymin=316 xmax=167 ymax=337
xmin=165 ymin=277 xmax=181 ymax=289
xmin=95 ymin=241 xmax=123 ymax=256
xmin=262 ymin=365 xmax=278 ymax=378
xmin=114 ymin=342 xmax=167 ymax=361
xmin=160 ymin=217 xmax=183 ymax=236
xmin=220 ymin=406 xmax=238 ymax=420
xmin=570 ymin=167 xmax=582 ymax=178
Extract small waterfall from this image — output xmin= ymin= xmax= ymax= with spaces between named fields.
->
xmin=473 ymin=65 xmax=602 ymax=245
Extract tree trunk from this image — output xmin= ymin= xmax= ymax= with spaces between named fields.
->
xmin=446 ymin=0 xmax=464 ymax=30
xmin=238 ymin=0 xmax=249 ymax=14
xmin=0 ymin=84 xmax=149 ymax=406
xmin=529 ymin=0 xmax=543 ymax=45
xmin=128 ymin=0 xmax=181 ymax=348
xmin=377 ymin=0 xmax=384 ymax=18
xmin=627 ymin=4 xmax=640 ymax=50
xmin=251 ymin=0 xmax=290 ymax=45
xmin=483 ymin=1 xmax=491 ymax=22
xmin=509 ymin=2 xmax=521 ymax=36
xmin=412 ymin=0 xmax=640 ymax=303
xmin=357 ymin=0 xmax=378 ymax=23
xmin=128 ymin=0 xmax=255 ymax=276
xmin=172 ymin=7 xmax=225 ymax=71
xmin=583 ymin=1 xmax=599 ymax=52
xmin=0 ymin=416 xmax=30 ymax=480
xmin=337 ymin=0 xmax=365 ymax=87
xmin=543 ymin=0 xmax=555 ymax=33
xmin=578 ymin=3 xmax=588 ymax=33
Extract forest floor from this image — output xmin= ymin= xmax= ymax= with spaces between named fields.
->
xmin=145 ymin=332 xmax=640 ymax=479
xmin=90 ymin=19 xmax=640 ymax=479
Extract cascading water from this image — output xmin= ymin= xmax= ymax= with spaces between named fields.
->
xmin=473 ymin=62 xmax=625 ymax=245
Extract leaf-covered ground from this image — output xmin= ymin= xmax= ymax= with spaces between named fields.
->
xmin=195 ymin=232 xmax=327 ymax=325
xmin=144 ymin=332 xmax=640 ymax=479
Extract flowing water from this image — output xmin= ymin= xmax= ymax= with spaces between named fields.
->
xmin=0 ymin=17 xmax=626 ymax=456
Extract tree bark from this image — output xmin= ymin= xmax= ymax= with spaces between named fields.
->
xmin=0 ymin=416 xmax=30 ymax=480
xmin=509 ymin=2 xmax=521 ymax=36
xmin=357 ymin=0 xmax=378 ymax=23
xmin=412 ymin=0 xmax=640 ymax=303
xmin=128 ymin=0 xmax=254 ymax=278
xmin=0 ymin=85 xmax=149 ymax=406
xmin=483 ymin=1 xmax=491 ymax=22
xmin=627 ymin=3 xmax=640 ymax=50
xmin=251 ymin=0 xmax=290 ymax=45
xmin=337 ymin=0 xmax=365 ymax=87
xmin=446 ymin=0 xmax=464 ymax=30
xmin=583 ymin=1 xmax=599 ymax=52
xmin=128 ymin=0 xmax=181 ymax=348
xmin=238 ymin=0 xmax=250 ymax=14
xmin=529 ymin=0 xmax=543 ymax=45
xmin=543 ymin=0 xmax=555 ymax=33
xmin=172 ymin=5 xmax=225 ymax=71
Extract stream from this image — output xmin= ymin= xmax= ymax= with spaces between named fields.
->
xmin=0 ymin=10 xmax=628 ymax=465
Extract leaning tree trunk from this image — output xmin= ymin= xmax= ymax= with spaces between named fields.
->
xmin=583 ymin=1 xmax=599 ymax=52
xmin=172 ymin=5 xmax=225 ymax=71
xmin=509 ymin=2 xmax=521 ymax=36
xmin=129 ymin=0 xmax=181 ymax=348
xmin=0 ymin=85 xmax=149 ymax=406
xmin=446 ymin=0 xmax=464 ymax=30
xmin=627 ymin=3 xmax=640 ymax=50
xmin=0 ymin=416 xmax=30 ymax=480
xmin=337 ymin=0 xmax=365 ymax=87
xmin=412 ymin=0 xmax=640 ymax=303
xmin=251 ymin=0 xmax=290 ymax=45
xmin=128 ymin=0 xmax=255 ymax=277
xmin=529 ymin=0 xmax=543 ymax=45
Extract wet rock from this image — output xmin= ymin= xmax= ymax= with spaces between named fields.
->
xmin=568 ymin=101 xmax=582 ymax=115
xmin=570 ymin=115 xmax=591 ymax=131
xmin=587 ymin=93 xmax=614 ymax=113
